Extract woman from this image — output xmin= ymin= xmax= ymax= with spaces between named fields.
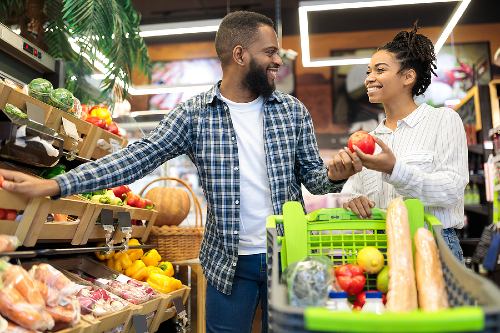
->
xmin=341 ymin=24 xmax=468 ymax=260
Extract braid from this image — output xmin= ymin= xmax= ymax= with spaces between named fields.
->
xmin=379 ymin=21 xmax=437 ymax=96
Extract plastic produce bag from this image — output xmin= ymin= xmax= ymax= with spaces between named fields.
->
xmin=0 ymin=235 xmax=18 ymax=253
xmin=285 ymin=256 xmax=332 ymax=307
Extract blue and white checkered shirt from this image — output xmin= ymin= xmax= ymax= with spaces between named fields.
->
xmin=54 ymin=83 xmax=343 ymax=294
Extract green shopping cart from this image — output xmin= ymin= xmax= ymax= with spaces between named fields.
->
xmin=266 ymin=199 xmax=500 ymax=332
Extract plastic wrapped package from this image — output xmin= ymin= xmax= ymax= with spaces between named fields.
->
xmin=4 ymin=320 xmax=38 ymax=333
xmin=29 ymin=263 xmax=82 ymax=307
xmin=0 ymin=284 xmax=54 ymax=331
xmin=0 ymin=235 xmax=18 ymax=253
xmin=0 ymin=262 xmax=45 ymax=309
xmin=45 ymin=297 xmax=81 ymax=326
xmin=285 ymin=256 xmax=332 ymax=307
xmin=27 ymin=78 xmax=53 ymax=104
xmin=94 ymin=277 xmax=158 ymax=305
xmin=76 ymin=287 xmax=128 ymax=317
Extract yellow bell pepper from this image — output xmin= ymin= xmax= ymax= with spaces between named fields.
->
xmin=158 ymin=261 xmax=174 ymax=277
xmin=125 ymin=259 xmax=146 ymax=278
xmin=126 ymin=239 xmax=144 ymax=261
xmin=146 ymin=272 xmax=182 ymax=294
xmin=106 ymin=258 xmax=115 ymax=270
xmin=146 ymin=266 xmax=164 ymax=276
xmin=142 ymin=249 xmax=161 ymax=267
xmin=113 ymin=252 xmax=133 ymax=272
xmin=95 ymin=242 xmax=115 ymax=260
xmin=131 ymin=266 xmax=150 ymax=281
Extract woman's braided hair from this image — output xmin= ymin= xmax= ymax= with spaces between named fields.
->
xmin=379 ymin=22 xmax=437 ymax=96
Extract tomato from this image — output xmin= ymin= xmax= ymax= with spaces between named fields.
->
xmin=334 ymin=264 xmax=366 ymax=295
xmin=348 ymin=131 xmax=376 ymax=155
xmin=5 ymin=210 xmax=17 ymax=221
xmin=107 ymin=122 xmax=120 ymax=135
xmin=125 ymin=192 xmax=140 ymax=207
xmin=135 ymin=198 xmax=147 ymax=209
xmin=86 ymin=116 xmax=107 ymax=129
xmin=111 ymin=185 xmax=131 ymax=199
xmin=0 ymin=209 xmax=6 ymax=220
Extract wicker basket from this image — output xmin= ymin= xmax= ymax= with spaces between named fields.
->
xmin=141 ymin=177 xmax=204 ymax=262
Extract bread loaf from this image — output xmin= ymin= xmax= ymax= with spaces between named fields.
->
xmin=385 ymin=197 xmax=418 ymax=312
xmin=414 ymin=227 xmax=449 ymax=311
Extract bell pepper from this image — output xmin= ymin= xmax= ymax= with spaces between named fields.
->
xmin=142 ymin=249 xmax=161 ymax=267
xmin=131 ymin=266 xmax=150 ymax=281
xmin=95 ymin=243 xmax=115 ymax=261
xmin=106 ymin=258 xmax=115 ymax=270
xmin=334 ymin=264 xmax=366 ymax=295
xmin=146 ymin=272 xmax=182 ymax=294
xmin=113 ymin=252 xmax=133 ymax=272
xmin=90 ymin=106 xmax=112 ymax=125
xmin=125 ymin=259 xmax=147 ymax=278
xmin=158 ymin=261 xmax=174 ymax=277
xmin=126 ymin=239 xmax=144 ymax=261
xmin=146 ymin=266 xmax=164 ymax=276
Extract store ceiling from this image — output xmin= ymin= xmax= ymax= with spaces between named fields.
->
xmin=132 ymin=0 xmax=500 ymax=43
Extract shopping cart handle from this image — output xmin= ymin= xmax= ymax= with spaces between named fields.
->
xmin=307 ymin=207 xmax=386 ymax=222
xmin=304 ymin=306 xmax=484 ymax=332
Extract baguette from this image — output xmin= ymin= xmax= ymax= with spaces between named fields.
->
xmin=414 ymin=227 xmax=449 ymax=311
xmin=385 ymin=197 xmax=418 ymax=312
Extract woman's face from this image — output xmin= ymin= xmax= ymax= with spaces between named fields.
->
xmin=365 ymin=50 xmax=410 ymax=104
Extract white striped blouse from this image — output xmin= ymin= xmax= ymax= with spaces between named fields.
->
xmin=341 ymin=103 xmax=469 ymax=229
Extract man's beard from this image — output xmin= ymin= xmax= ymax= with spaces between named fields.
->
xmin=243 ymin=58 xmax=276 ymax=99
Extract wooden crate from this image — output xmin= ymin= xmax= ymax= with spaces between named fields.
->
xmin=79 ymin=125 xmax=128 ymax=160
xmin=0 ymin=189 xmax=42 ymax=245
xmin=0 ymin=81 xmax=53 ymax=123
xmin=23 ymin=196 xmax=95 ymax=246
xmin=150 ymin=285 xmax=191 ymax=331
xmin=53 ymin=320 xmax=90 ymax=333
xmin=51 ymin=257 xmax=166 ymax=333
xmin=81 ymin=203 xmax=157 ymax=244
xmin=45 ymin=106 xmax=94 ymax=155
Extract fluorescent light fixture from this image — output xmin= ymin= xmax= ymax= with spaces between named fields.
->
xmin=130 ymin=110 xmax=171 ymax=117
xmin=299 ymin=0 xmax=471 ymax=67
xmin=139 ymin=19 xmax=221 ymax=38
xmin=128 ymin=84 xmax=213 ymax=95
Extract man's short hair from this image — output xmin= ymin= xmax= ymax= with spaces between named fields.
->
xmin=215 ymin=11 xmax=275 ymax=66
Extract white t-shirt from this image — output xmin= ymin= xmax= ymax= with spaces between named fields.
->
xmin=220 ymin=94 xmax=274 ymax=255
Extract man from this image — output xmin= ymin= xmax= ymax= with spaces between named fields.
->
xmin=0 ymin=11 xmax=361 ymax=333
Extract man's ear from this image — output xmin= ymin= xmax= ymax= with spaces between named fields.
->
xmin=232 ymin=45 xmax=246 ymax=66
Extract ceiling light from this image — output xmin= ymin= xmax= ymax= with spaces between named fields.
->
xmin=128 ymin=84 xmax=214 ymax=95
xmin=139 ymin=19 xmax=221 ymax=38
xmin=299 ymin=0 xmax=471 ymax=67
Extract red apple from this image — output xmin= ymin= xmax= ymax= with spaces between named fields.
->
xmin=348 ymin=131 xmax=376 ymax=155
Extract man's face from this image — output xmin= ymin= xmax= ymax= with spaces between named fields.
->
xmin=242 ymin=25 xmax=283 ymax=98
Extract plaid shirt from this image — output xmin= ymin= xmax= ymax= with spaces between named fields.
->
xmin=55 ymin=83 xmax=343 ymax=294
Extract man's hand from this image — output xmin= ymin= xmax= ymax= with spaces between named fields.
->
xmin=328 ymin=148 xmax=362 ymax=181
xmin=343 ymin=195 xmax=375 ymax=218
xmin=352 ymin=137 xmax=396 ymax=174
xmin=0 ymin=169 xmax=60 ymax=198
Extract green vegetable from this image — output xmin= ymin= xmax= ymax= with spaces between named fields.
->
xmin=91 ymin=194 xmax=111 ymax=204
xmin=28 ymin=78 xmax=53 ymax=103
xmin=40 ymin=164 xmax=66 ymax=179
xmin=4 ymin=103 xmax=27 ymax=119
xmin=49 ymin=88 xmax=74 ymax=112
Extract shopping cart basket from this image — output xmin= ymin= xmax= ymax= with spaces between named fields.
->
xmin=266 ymin=199 xmax=500 ymax=332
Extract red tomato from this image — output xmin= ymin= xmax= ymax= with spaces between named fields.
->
xmin=348 ymin=131 xmax=376 ymax=155
xmin=144 ymin=199 xmax=154 ymax=210
xmin=0 ymin=209 xmax=6 ymax=220
xmin=125 ymin=192 xmax=140 ymax=207
xmin=135 ymin=198 xmax=147 ymax=209
xmin=334 ymin=264 xmax=366 ymax=295
xmin=5 ymin=210 xmax=17 ymax=221
xmin=107 ymin=122 xmax=120 ymax=135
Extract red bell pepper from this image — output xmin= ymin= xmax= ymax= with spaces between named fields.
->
xmin=334 ymin=264 xmax=366 ymax=295
xmin=112 ymin=185 xmax=131 ymax=199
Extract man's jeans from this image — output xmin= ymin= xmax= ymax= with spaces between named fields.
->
xmin=206 ymin=253 xmax=268 ymax=333
xmin=442 ymin=228 xmax=464 ymax=262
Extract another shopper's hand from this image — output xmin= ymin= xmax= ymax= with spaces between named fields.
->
xmin=0 ymin=169 xmax=60 ymax=198
xmin=343 ymin=195 xmax=375 ymax=218
xmin=328 ymin=148 xmax=362 ymax=181
xmin=352 ymin=137 xmax=396 ymax=175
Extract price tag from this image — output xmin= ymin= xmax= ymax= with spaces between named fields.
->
xmin=117 ymin=212 xmax=132 ymax=228
xmin=132 ymin=314 xmax=148 ymax=333
xmin=61 ymin=117 xmax=81 ymax=141
xmin=25 ymin=102 xmax=46 ymax=124
xmin=115 ymin=274 xmax=130 ymax=284
xmin=100 ymin=209 xmax=114 ymax=226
